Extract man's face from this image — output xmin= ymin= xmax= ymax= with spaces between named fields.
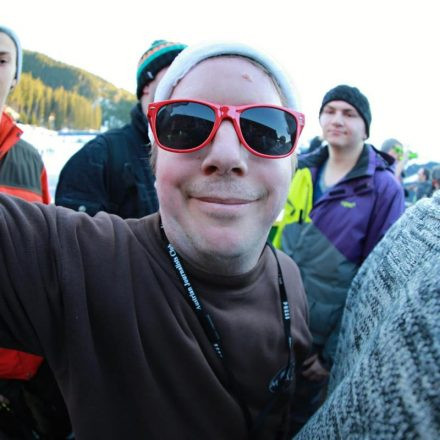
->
xmin=154 ymin=57 xmax=293 ymax=272
xmin=387 ymin=149 xmax=399 ymax=160
xmin=319 ymin=100 xmax=366 ymax=150
xmin=140 ymin=67 xmax=168 ymax=114
xmin=0 ymin=32 xmax=17 ymax=111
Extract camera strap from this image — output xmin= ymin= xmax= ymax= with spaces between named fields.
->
xmin=160 ymin=221 xmax=294 ymax=437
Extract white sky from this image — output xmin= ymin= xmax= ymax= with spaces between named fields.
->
xmin=5 ymin=0 xmax=440 ymax=162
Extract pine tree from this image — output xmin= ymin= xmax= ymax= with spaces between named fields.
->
xmin=7 ymin=50 xmax=136 ymax=130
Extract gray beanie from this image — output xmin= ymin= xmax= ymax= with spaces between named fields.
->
xmin=0 ymin=25 xmax=22 ymax=82
xmin=381 ymin=138 xmax=402 ymax=153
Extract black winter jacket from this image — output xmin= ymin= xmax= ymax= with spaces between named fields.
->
xmin=55 ymin=104 xmax=158 ymax=218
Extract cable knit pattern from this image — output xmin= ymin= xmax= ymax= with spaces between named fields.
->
xmin=295 ymin=191 xmax=440 ymax=439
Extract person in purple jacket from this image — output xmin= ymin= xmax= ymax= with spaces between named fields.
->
xmin=273 ymin=84 xmax=405 ymax=433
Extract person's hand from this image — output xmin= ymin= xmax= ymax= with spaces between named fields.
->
xmin=0 ymin=394 xmax=11 ymax=413
xmin=301 ymin=353 xmax=329 ymax=382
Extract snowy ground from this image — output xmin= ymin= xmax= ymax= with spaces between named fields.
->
xmin=17 ymin=124 xmax=431 ymax=206
xmin=18 ymin=124 xmax=97 ymax=202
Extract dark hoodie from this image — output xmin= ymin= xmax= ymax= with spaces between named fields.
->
xmin=55 ymin=103 xmax=158 ymax=218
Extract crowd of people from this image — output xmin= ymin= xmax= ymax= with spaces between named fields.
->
xmin=0 ymin=24 xmax=439 ymax=439
xmin=379 ymin=137 xmax=439 ymax=204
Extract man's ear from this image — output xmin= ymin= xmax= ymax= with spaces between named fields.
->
xmin=142 ymin=84 xmax=151 ymax=97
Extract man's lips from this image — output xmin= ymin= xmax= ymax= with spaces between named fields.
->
xmin=327 ymin=129 xmax=345 ymax=136
xmin=185 ymin=181 xmax=264 ymax=208
xmin=193 ymin=196 xmax=255 ymax=204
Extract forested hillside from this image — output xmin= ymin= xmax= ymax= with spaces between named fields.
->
xmin=7 ymin=50 xmax=136 ymax=130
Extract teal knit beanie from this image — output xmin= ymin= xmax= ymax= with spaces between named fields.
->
xmin=136 ymin=40 xmax=186 ymax=99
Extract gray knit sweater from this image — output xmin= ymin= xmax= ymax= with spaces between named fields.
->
xmin=295 ymin=191 xmax=440 ymax=439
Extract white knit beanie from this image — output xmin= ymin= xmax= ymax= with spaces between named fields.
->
xmin=150 ymin=41 xmax=300 ymax=144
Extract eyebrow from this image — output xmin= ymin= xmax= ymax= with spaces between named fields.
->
xmin=343 ymin=107 xmax=359 ymax=115
xmin=325 ymin=103 xmax=358 ymax=114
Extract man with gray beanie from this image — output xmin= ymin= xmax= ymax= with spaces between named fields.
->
xmin=0 ymin=25 xmax=49 ymax=203
xmin=56 ymin=39 xmax=186 ymax=218
xmin=381 ymin=137 xmax=411 ymax=182
xmin=273 ymin=84 xmax=405 ymax=432
xmin=0 ymin=41 xmax=312 ymax=438
xmin=0 ymin=25 xmax=72 ymax=439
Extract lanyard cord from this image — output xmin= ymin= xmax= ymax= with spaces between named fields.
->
xmin=160 ymin=223 xmax=294 ymax=437
xmin=250 ymin=242 xmax=294 ymax=439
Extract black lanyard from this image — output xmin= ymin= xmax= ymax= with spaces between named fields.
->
xmin=160 ymin=222 xmax=294 ymax=438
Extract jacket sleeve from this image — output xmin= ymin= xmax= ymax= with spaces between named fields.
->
xmin=0 ymin=195 xmax=62 ymax=356
xmin=362 ymin=175 xmax=405 ymax=261
xmin=321 ymin=311 xmax=343 ymax=367
xmin=55 ymin=136 xmax=111 ymax=216
xmin=272 ymin=168 xmax=314 ymax=249
xmin=40 ymin=166 xmax=51 ymax=204
xmin=0 ymin=348 xmax=43 ymax=380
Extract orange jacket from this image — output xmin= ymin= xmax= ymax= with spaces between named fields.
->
xmin=0 ymin=111 xmax=48 ymax=379
xmin=0 ymin=111 xmax=50 ymax=203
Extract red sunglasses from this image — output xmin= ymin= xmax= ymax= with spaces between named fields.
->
xmin=147 ymin=99 xmax=305 ymax=159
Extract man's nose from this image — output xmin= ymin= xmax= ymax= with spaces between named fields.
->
xmin=330 ymin=111 xmax=344 ymax=125
xmin=200 ymin=120 xmax=249 ymax=176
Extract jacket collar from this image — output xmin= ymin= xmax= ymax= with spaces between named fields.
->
xmin=299 ymin=143 xmax=396 ymax=182
xmin=0 ymin=111 xmax=22 ymax=160
xmin=130 ymin=103 xmax=150 ymax=142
